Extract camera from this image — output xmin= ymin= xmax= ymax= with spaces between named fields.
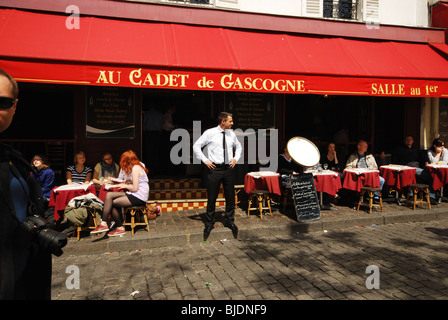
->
xmin=21 ymin=214 xmax=68 ymax=257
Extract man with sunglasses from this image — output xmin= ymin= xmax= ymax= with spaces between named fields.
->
xmin=0 ymin=69 xmax=52 ymax=299
xmin=0 ymin=70 xmax=18 ymax=133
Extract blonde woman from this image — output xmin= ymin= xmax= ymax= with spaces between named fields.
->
xmin=66 ymin=151 xmax=93 ymax=184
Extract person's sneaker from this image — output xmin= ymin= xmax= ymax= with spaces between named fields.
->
xmin=108 ymin=227 xmax=126 ymax=237
xmin=90 ymin=224 xmax=109 ymax=234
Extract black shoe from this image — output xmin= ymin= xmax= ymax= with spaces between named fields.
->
xmin=228 ymin=224 xmax=239 ymax=239
xmin=203 ymin=226 xmax=213 ymax=242
xmin=430 ymin=198 xmax=439 ymax=205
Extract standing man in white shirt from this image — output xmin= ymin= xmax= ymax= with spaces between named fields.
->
xmin=193 ymin=112 xmax=242 ymax=241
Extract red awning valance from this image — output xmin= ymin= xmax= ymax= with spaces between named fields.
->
xmin=1 ymin=8 xmax=448 ymax=97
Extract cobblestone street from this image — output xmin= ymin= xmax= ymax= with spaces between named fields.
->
xmin=52 ymin=219 xmax=448 ymax=301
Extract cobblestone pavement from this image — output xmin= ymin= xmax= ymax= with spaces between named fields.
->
xmin=52 ymin=218 xmax=448 ymax=301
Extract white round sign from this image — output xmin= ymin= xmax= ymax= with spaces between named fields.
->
xmin=286 ymin=136 xmax=320 ymax=167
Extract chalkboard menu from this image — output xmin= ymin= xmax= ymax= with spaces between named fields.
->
xmin=86 ymin=87 xmax=135 ymax=138
xmin=290 ymin=173 xmax=321 ymax=222
xmin=225 ymin=92 xmax=275 ymax=130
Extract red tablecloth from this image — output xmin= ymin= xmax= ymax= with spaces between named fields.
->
xmin=312 ymin=172 xmax=342 ymax=196
xmin=426 ymin=164 xmax=448 ymax=190
xmin=98 ymin=184 xmax=122 ymax=201
xmin=343 ymin=169 xmax=380 ymax=192
xmin=244 ymin=172 xmax=281 ymax=195
xmin=48 ymin=184 xmax=97 ymax=221
xmin=380 ymin=165 xmax=416 ymax=190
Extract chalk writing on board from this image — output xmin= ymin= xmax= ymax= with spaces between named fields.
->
xmin=290 ymin=173 xmax=320 ymax=222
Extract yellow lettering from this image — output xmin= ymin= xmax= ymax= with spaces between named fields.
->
xmin=244 ymin=77 xmax=253 ymax=90
xmin=253 ymin=78 xmax=263 ymax=91
xmin=156 ymin=74 xmax=169 ymax=86
xmin=372 ymin=83 xmax=405 ymax=95
xmin=143 ymin=73 xmax=155 ymax=86
xmin=198 ymin=76 xmax=214 ymax=88
xmin=275 ymin=79 xmax=285 ymax=92
xmin=233 ymin=77 xmax=243 ymax=90
xmin=263 ymin=79 xmax=275 ymax=91
xmin=411 ymin=87 xmax=421 ymax=96
xmin=178 ymin=74 xmax=189 ymax=87
xmin=220 ymin=74 xmax=305 ymax=92
xmin=425 ymin=85 xmax=439 ymax=95
xmin=96 ymin=71 xmax=109 ymax=84
xmin=108 ymin=71 xmax=121 ymax=85
xmin=221 ymin=74 xmax=233 ymax=89
xmin=129 ymin=69 xmax=142 ymax=86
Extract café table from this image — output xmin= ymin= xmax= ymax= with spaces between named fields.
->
xmin=343 ymin=168 xmax=380 ymax=193
xmin=98 ymin=183 xmax=122 ymax=202
xmin=244 ymin=171 xmax=282 ymax=196
xmin=380 ymin=165 xmax=417 ymax=204
xmin=48 ymin=183 xmax=97 ymax=221
xmin=305 ymin=169 xmax=342 ymax=205
xmin=425 ymin=164 xmax=448 ymax=202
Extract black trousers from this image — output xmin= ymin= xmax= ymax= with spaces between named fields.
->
xmin=205 ymin=165 xmax=235 ymax=228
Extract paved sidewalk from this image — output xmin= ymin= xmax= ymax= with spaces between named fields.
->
xmin=60 ymin=197 xmax=448 ymax=256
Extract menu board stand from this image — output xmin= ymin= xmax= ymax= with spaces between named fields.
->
xmin=290 ymin=173 xmax=321 ymax=222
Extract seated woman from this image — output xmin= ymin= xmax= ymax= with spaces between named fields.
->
xmin=320 ymin=142 xmax=342 ymax=171
xmin=31 ymin=154 xmax=55 ymax=202
xmin=66 ymin=151 xmax=93 ymax=184
xmin=92 ymin=152 xmax=120 ymax=185
xmin=90 ymin=150 xmax=150 ymax=237
xmin=427 ymin=138 xmax=448 ymax=165
xmin=419 ymin=138 xmax=448 ymax=204
xmin=319 ymin=143 xmax=343 ymax=210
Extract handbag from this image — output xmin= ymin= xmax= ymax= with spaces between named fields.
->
xmin=146 ymin=203 xmax=161 ymax=220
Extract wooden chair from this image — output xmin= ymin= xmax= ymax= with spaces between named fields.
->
xmin=357 ymin=187 xmax=383 ymax=214
xmin=282 ymin=187 xmax=293 ymax=212
xmin=234 ymin=184 xmax=244 ymax=209
xmin=122 ymin=205 xmax=150 ymax=235
xmin=247 ymin=190 xmax=272 ymax=219
xmin=406 ymin=184 xmax=431 ymax=210
xmin=73 ymin=208 xmax=99 ymax=241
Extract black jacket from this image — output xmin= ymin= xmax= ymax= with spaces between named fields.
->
xmin=0 ymin=142 xmax=51 ymax=300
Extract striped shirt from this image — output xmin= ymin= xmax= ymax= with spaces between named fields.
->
xmin=66 ymin=165 xmax=93 ymax=183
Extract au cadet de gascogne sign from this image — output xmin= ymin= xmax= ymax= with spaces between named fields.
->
xmin=94 ymin=67 xmax=447 ymax=97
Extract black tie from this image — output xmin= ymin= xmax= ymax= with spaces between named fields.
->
xmin=222 ymin=131 xmax=228 ymax=164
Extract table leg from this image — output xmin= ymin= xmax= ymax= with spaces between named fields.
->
xmin=395 ymin=190 xmax=401 ymax=206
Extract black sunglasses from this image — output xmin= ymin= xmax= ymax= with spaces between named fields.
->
xmin=0 ymin=97 xmax=16 ymax=109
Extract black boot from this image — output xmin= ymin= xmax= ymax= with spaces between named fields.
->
xmin=227 ymin=224 xmax=238 ymax=239
xmin=203 ymin=225 xmax=213 ymax=242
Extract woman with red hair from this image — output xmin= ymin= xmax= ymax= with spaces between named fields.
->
xmin=91 ymin=150 xmax=149 ymax=237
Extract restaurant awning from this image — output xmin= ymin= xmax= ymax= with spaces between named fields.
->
xmin=1 ymin=8 xmax=448 ymax=97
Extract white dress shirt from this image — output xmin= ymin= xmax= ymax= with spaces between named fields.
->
xmin=193 ymin=125 xmax=242 ymax=164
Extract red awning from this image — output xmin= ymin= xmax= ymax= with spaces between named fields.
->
xmin=1 ymin=8 xmax=448 ymax=97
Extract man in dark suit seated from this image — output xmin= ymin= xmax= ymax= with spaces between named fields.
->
xmin=392 ymin=135 xmax=421 ymax=168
